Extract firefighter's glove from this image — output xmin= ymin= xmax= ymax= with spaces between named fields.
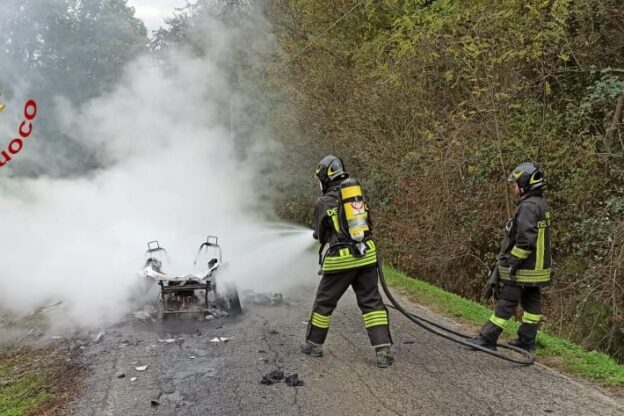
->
xmin=481 ymin=283 xmax=501 ymax=301
xmin=493 ymin=281 xmax=501 ymax=300
xmin=481 ymin=284 xmax=494 ymax=301
xmin=481 ymin=265 xmax=500 ymax=301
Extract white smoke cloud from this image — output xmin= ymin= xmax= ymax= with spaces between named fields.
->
xmin=0 ymin=15 xmax=317 ymax=330
xmin=129 ymin=0 xmax=189 ymax=33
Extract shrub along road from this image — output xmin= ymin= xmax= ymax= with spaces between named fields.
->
xmin=69 ymin=288 xmax=624 ymax=416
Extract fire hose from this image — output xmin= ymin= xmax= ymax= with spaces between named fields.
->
xmin=376 ymin=255 xmax=535 ymax=365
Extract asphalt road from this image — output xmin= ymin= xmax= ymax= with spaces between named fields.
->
xmin=69 ymin=288 xmax=624 ymax=416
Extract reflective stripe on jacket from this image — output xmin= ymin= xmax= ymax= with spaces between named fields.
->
xmin=322 ymin=240 xmax=378 ymax=272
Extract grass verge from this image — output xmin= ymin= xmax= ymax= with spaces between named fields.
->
xmin=383 ymin=265 xmax=624 ymax=386
xmin=0 ymin=346 xmax=83 ymax=416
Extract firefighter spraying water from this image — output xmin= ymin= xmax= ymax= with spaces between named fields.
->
xmin=302 ymin=155 xmax=394 ymax=368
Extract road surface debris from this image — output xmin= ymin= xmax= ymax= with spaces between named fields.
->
xmin=243 ymin=291 xmax=287 ymax=306
xmin=260 ymin=370 xmax=304 ymax=387
xmin=260 ymin=370 xmax=285 ymax=385
xmin=94 ymin=331 xmax=105 ymax=343
xmin=285 ymin=373 xmax=304 ymax=387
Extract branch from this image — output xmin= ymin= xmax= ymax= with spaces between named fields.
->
xmin=606 ymin=94 xmax=624 ymax=142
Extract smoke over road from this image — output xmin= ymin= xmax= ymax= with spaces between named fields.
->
xmin=0 ymin=10 xmax=317 ymax=330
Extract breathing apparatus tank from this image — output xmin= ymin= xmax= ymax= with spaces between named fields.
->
xmin=339 ymin=178 xmax=370 ymax=244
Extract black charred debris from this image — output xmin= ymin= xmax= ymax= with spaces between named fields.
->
xmin=261 ymin=370 xmax=284 ymax=385
xmin=285 ymin=373 xmax=304 ymax=387
xmin=260 ymin=370 xmax=304 ymax=387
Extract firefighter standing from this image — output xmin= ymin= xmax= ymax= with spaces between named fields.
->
xmin=473 ymin=162 xmax=552 ymax=352
xmin=302 ymin=155 xmax=394 ymax=368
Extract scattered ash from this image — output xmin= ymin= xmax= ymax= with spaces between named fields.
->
xmin=260 ymin=369 xmax=304 ymax=387
xmin=0 ymin=302 xmax=62 ymax=352
xmin=261 ymin=370 xmax=284 ymax=385
xmin=131 ymin=304 xmax=231 ymax=322
xmin=285 ymin=373 xmax=304 ymax=387
xmin=133 ymin=305 xmax=157 ymax=322
xmin=205 ymin=308 xmax=229 ymax=318
xmin=243 ymin=291 xmax=293 ymax=306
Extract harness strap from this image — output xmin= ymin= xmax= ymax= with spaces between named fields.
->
xmin=318 ymin=242 xmax=326 ymax=266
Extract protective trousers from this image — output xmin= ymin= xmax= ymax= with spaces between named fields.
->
xmin=306 ymin=265 xmax=392 ymax=348
xmin=481 ymin=284 xmax=542 ymax=343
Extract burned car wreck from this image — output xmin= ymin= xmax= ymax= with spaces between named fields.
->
xmin=138 ymin=236 xmax=242 ymax=318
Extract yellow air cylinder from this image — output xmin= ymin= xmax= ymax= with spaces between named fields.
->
xmin=340 ymin=179 xmax=369 ymax=242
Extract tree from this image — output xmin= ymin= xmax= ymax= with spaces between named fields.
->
xmin=0 ymin=0 xmax=148 ymax=176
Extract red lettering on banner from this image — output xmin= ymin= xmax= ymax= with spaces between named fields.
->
xmin=1 ymin=99 xmax=38 ymax=168
xmin=0 ymin=151 xmax=12 ymax=167
xmin=9 ymin=138 xmax=23 ymax=154
xmin=24 ymin=100 xmax=37 ymax=120
xmin=19 ymin=121 xmax=32 ymax=138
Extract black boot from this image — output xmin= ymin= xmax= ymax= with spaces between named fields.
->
xmin=301 ymin=341 xmax=323 ymax=357
xmin=470 ymin=335 xmax=497 ymax=351
xmin=375 ymin=346 xmax=394 ymax=368
xmin=508 ymin=337 xmax=535 ymax=353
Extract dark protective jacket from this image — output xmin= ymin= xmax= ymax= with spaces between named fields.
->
xmin=497 ymin=193 xmax=552 ymax=286
xmin=313 ymin=178 xmax=377 ymax=273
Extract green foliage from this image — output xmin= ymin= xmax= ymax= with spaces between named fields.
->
xmin=266 ymin=0 xmax=624 ymax=362
xmin=1 ymin=0 xmax=147 ymax=102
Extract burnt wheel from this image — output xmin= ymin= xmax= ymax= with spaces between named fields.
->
xmin=215 ymin=280 xmax=242 ymax=314
xmin=224 ymin=283 xmax=242 ymax=314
